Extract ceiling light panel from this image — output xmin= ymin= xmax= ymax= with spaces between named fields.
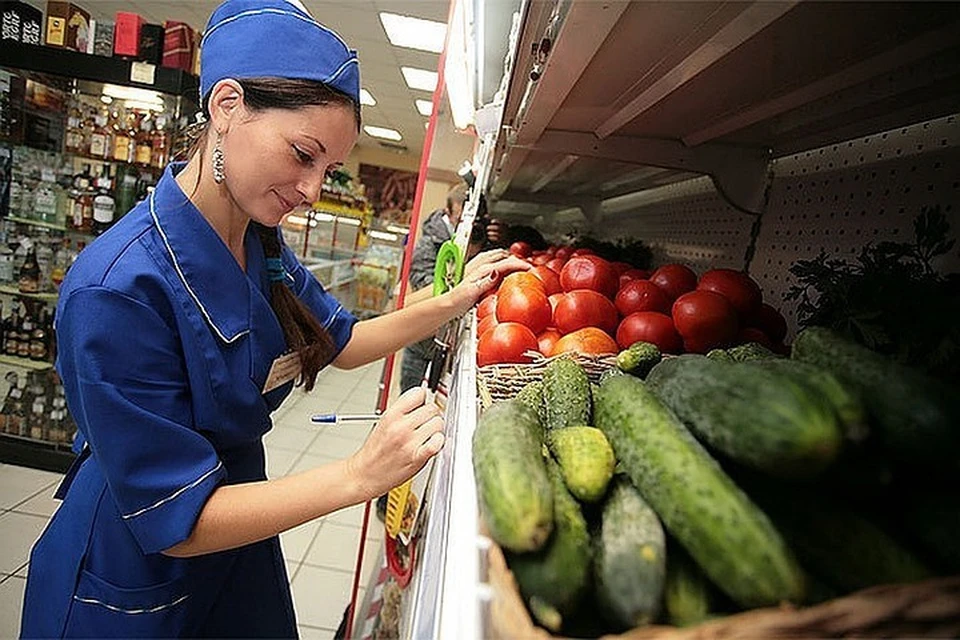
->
xmin=401 ymin=67 xmax=439 ymax=92
xmin=379 ymin=12 xmax=446 ymax=54
xmin=359 ymin=89 xmax=377 ymax=106
xmin=363 ymin=125 xmax=403 ymax=141
xmin=415 ymin=99 xmax=433 ymax=116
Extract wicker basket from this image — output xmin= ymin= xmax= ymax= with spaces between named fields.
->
xmin=486 ymin=540 xmax=960 ymax=639
xmin=477 ymin=352 xmax=619 ymax=409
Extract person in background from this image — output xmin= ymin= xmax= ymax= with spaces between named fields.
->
xmin=19 ymin=1 xmax=527 ymax=637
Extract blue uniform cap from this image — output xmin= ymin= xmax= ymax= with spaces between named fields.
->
xmin=200 ymin=0 xmax=360 ymax=104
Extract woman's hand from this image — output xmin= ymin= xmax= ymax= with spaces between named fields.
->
xmin=451 ymin=251 xmax=530 ymax=315
xmin=346 ymin=387 xmax=445 ymax=500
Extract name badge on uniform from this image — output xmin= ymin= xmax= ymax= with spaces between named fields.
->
xmin=263 ymin=352 xmax=302 ymax=394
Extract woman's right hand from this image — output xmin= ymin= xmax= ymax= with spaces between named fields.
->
xmin=346 ymin=387 xmax=445 ymax=500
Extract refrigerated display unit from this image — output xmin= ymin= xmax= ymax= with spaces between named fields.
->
xmin=349 ymin=1 xmax=960 ymax=638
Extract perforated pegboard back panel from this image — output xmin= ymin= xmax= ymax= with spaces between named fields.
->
xmin=753 ymin=114 xmax=960 ymax=337
xmin=596 ymin=114 xmax=960 ymax=337
xmin=603 ymin=176 xmax=754 ymax=271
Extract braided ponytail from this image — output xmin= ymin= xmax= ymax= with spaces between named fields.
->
xmin=252 ymin=222 xmax=337 ymax=391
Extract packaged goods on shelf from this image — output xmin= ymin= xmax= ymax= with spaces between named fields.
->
xmin=1 ymin=1 xmax=43 ymax=45
xmin=43 ymin=1 xmax=90 ymax=52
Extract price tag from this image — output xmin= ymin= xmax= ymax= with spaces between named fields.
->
xmin=130 ymin=62 xmax=156 ymax=85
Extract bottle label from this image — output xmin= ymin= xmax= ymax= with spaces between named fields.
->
xmin=90 ymin=133 xmax=106 ymax=157
xmin=35 ymin=189 xmax=57 ymax=216
xmin=136 ymin=144 xmax=152 ymax=165
xmin=114 ymin=136 xmax=130 ymax=161
xmin=72 ymin=200 xmax=85 ymax=228
xmin=93 ymin=195 xmax=115 ymax=223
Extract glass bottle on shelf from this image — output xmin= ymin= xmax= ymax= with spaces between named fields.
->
xmin=92 ymin=165 xmax=116 ymax=235
xmin=30 ymin=308 xmax=48 ymax=361
xmin=18 ymin=312 xmax=32 ymax=358
xmin=29 ymin=396 xmax=45 ymax=441
xmin=70 ymin=164 xmax=94 ymax=233
xmin=115 ymin=163 xmax=139 ymax=219
xmin=4 ymin=305 xmax=20 ymax=356
xmin=65 ymin=97 xmax=85 ymax=156
xmin=18 ymin=246 xmax=41 ymax=294
xmin=7 ymin=376 xmax=26 ymax=436
xmin=89 ymin=109 xmax=110 ymax=160
xmin=50 ymin=238 xmax=69 ymax=291
xmin=0 ymin=242 xmax=15 ymax=285
xmin=111 ymin=108 xmax=131 ymax=163
xmin=135 ymin=115 xmax=153 ymax=166
xmin=33 ymin=172 xmax=58 ymax=223
xmin=36 ymin=235 xmax=54 ymax=293
xmin=151 ymin=115 xmax=169 ymax=169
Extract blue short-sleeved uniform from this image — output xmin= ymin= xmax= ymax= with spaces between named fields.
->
xmin=20 ymin=163 xmax=357 ymax=638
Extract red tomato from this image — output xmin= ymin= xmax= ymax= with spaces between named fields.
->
xmin=618 ymin=269 xmax=649 ymax=289
xmin=553 ymin=327 xmax=618 ymax=356
xmin=555 ymin=247 xmax=573 ymax=260
xmin=754 ymin=303 xmax=788 ymax=343
xmin=672 ymin=290 xmax=739 ymax=351
xmin=537 ymin=328 xmax=562 ymax=357
xmin=477 ymin=313 xmax=499 ymax=337
xmin=509 ymin=241 xmax=532 ymax=258
xmin=477 ymin=294 xmax=497 ymax=319
xmin=650 ymin=264 xmax=698 ymax=301
xmin=529 ymin=266 xmax=562 ymax=296
xmin=615 ymin=280 xmax=672 ymax=316
xmin=477 ymin=323 xmax=539 ymax=366
xmin=495 ymin=285 xmax=552 ymax=334
xmin=738 ymin=327 xmax=774 ymax=349
xmin=553 ymin=290 xmax=619 ymax=335
xmin=560 ymin=256 xmax=618 ymax=299
xmin=615 ymin=312 xmax=682 ymax=353
xmin=546 ymin=257 xmax=567 ymax=274
xmin=548 ymin=293 xmax=563 ymax=314
xmin=531 ymin=254 xmax=551 ymax=266
xmin=546 ymin=247 xmax=557 ymax=257
xmin=697 ymin=269 xmax=763 ymax=319
xmin=610 ymin=261 xmax=633 ymax=276
xmin=499 ymin=272 xmax=545 ymax=294
xmin=571 ymin=248 xmax=596 ymax=257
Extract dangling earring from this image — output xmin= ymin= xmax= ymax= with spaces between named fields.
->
xmin=212 ymin=132 xmax=225 ymax=184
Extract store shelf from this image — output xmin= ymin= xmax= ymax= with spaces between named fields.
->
xmin=0 ymin=354 xmax=54 ymax=370
xmin=0 ymin=285 xmax=59 ymax=303
xmin=0 ymin=41 xmax=198 ymax=100
xmin=5 ymin=216 xmax=67 ymax=231
xmin=487 ymin=1 xmax=960 ymax=216
xmin=0 ymin=432 xmax=74 ymax=473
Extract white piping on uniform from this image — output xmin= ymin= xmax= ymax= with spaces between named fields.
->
xmin=121 ymin=461 xmax=223 ymax=520
xmin=326 ymin=58 xmax=360 ymax=84
xmin=202 ymin=8 xmax=349 ymax=50
xmin=74 ymin=594 xmax=190 ymax=615
xmin=149 ymin=192 xmax=249 ymax=344
xmin=323 ymin=303 xmax=343 ymax=330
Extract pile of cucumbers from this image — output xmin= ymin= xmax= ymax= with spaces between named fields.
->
xmin=472 ymin=328 xmax=959 ymax=635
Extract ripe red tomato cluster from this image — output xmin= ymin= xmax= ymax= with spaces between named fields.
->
xmin=476 ymin=246 xmax=788 ymax=366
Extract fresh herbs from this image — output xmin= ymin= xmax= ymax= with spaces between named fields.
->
xmin=786 ymin=207 xmax=959 ymax=380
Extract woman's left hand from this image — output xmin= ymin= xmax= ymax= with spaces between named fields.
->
xmin=451 ymin=250 xmax=530 ymax=314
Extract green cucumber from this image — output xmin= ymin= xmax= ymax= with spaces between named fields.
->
xmin=594 ymin=476 xmax=666 ymax=629
xmin=727 ymin=342 xmax=777 ymax=362
xmin=508 ymin=456 xmax=591 ymax=632
xmin=514 ymin=380 xmax=545 ymax=429
xmin=616 ymin=341 xmax=662 ymax=378
xmin=646 ymin=355 xmax=843 ymax=479
xmin=792 ymin=327 xmax=960 ymax=466
xmin=546 ymin=426 xmax=615 ymax=503
xmin=706 ymin=349 xmax=734 ymax=362
xmin=542 ymin=358 xmax=591 ymax=430
xmin=473 ymin=400 xmax=553 ymax=552
xmin=594 ymin=375 xmax=806 ymax=608
xmin=664 ymin=546 xmax=713 ymax=627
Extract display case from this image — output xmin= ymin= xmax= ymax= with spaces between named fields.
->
xmin=0 ymin=40 xmax=197 ymax=471
xmin=352 ymin=1 xmax=960 ymax=638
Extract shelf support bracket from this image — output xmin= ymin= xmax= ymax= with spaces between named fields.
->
xmin=522 ymin=131 xmax=772 ymax=215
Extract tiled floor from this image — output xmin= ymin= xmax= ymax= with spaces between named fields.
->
xmin=0 ymin=361 xmax=389 ymax=640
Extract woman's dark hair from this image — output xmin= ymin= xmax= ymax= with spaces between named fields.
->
xmin=188 ymin=77 xmax=360 ymax=391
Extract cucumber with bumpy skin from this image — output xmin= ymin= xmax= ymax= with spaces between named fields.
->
xmin=547 ymin=427 xmax=615 ymax=503
xmin=514 ymin=380 xmax=545 ymax=429
xmin=509 ymin=457 xmax=591 ymax=632
xmin=543 ymin=358 xmax=591 ymax=430
xmin=616 ymin=341 xmax=662 ymax=377
xmin=594 ymin=476 xmax=666 ymax=630
xmin=727 ymin=342 xmax=776 ymax=362
xmin=594 ymin=375 xmax=806 ymax=608
xmin=665 ymin=546 xmax=712 ymax=627
xmin=473 ymin=400 xmax=553 ymax=552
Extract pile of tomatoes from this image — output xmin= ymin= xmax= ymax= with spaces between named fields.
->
xmin=476 ymin=242 xmax=788 ymax=367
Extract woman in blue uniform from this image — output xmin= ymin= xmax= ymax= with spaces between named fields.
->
xmin=19 ymin=1 xmax=525 ymax=637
